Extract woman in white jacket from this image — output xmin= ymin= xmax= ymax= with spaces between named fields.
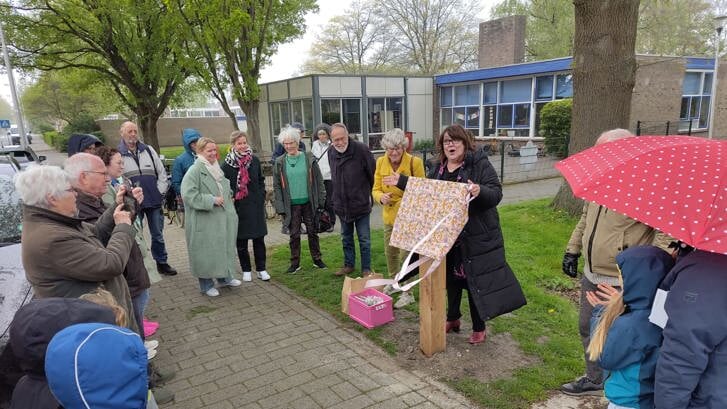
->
xmin=311 ymin=123 xmax=335 ymax=232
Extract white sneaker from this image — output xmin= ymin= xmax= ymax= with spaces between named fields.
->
xmin=394 ymin=291 xmax=415 ymax=309
xmin=205 ymin=288 xmax=220 ymax=297
xmin=144 ymin=340 xmax=159 ymax=351
xmin=257 ymin=270 xmax=271 ymax=281
xmin=147 ymin=348 xmax=158 ymax=360
xmin=226 ymin=279 xmax=242 ymax=287
xmin=242 ymin=271 xmax=252 ymax=282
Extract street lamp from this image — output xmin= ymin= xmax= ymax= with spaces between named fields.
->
xmin=708 ymin=15 xmax=727 ymax=139
xmin=0 ymin=21 xmax=27 ymax=148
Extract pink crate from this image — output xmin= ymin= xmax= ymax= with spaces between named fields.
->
xmin=348 ymin=288 xmax=394 ymax=329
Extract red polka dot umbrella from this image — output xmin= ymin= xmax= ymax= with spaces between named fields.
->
xmin=555 ymin=135 xmax=727 ymax=254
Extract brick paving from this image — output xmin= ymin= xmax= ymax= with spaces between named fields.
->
xmin=34 ymin=137 xmax=561 ymax=408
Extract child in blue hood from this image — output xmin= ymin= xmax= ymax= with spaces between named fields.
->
xmin=45 ymin=323 xmax=149 ymax=409
xmin=587 ymin=246 xmax=674 ymax=409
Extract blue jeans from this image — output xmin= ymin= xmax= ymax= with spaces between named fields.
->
xmin=198 ymin=278 xmax=230 ymax=292
xmin=140 ymin=207 xmax=167 ymax=264
xmin=131 ymin=289 xmax=149 ymax=339
xmin=340 ymin=213 xmax=371 ymax=271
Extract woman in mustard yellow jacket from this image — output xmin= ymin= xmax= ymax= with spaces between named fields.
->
xmin=372 ymin=128 xmax=425 ymax=308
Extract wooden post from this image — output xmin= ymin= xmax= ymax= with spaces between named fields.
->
xmin=419 ymin=258 xmax=446 ymax=357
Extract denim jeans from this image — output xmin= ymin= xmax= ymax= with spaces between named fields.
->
xmin=340 ymin=213 xmax=371 ymax=271
xmin=131 ymin=289 xmax=150 ymax=339
xmin=198 ymin=277 xmax=231 ymax=292
xmin=140 ymin=206 xmax=167 ymax=264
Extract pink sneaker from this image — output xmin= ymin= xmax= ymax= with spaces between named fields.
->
xmin=143 ymin=319 xmax=160 ymax=337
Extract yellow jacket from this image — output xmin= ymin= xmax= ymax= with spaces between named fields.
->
xmin=372 ymin=152 xmax=425 ymax=225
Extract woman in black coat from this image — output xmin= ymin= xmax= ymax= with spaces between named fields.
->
xmin=221 ymin=131 xmax=270 ymax=282
xmin=385 ymin=124 xmax=526 ymax=344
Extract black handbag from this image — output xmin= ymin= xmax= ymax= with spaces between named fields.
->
xmin=315 ymin=208 xmax=333 ymax=233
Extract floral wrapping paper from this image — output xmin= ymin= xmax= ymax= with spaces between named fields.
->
xmin=390 ymin=177 xmax=470 ymax=260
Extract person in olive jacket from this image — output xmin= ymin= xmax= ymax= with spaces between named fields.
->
xmin=385 ymin=124 xmax=526 ymax=345
xmin=221 ymin=131 xmax=270 ymax=282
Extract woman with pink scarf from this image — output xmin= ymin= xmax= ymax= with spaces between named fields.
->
xmin=221 ymin=131 xmax=270 ymax=282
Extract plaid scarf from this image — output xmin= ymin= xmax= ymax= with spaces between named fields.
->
xmin=224 ymin=148 xmax=253 ymax=200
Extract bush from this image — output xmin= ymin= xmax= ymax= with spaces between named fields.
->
xmin=42 ymin=131 xmax=58 ymax=146
xmin=37 ymin=123 xmax=55 ymax=134
xmin=63 ymin=113 xmax=101 ymax=135
xmin=413 ymin=138 xmax=435 ymax=152
xmin=540 ymin=99 xmax=572 ymax=158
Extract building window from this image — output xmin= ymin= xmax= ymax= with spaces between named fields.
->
xmin=535 ymin=76 xmax=554 ymax=100
xmin=368 ymin=97 xmax=403 ymax=134
xmin=440 ymin=86 xmax=453 ymax=107
xmin=270 ymin=101 xmax=291 ymax=136
xmin=680 ymin=71 xmax=712 ymax=131
xmin=483 ymin=83 xmax=497 ymax=104
xmin=451 ymin=84 xmax=480 ymax=134
xmin=556 ymin=74 xmax=573 ymax=99
xmin=321 ymin=98 xmax=362 ymax=134
xmin=289 ymin=99 xmax=314 ymax=134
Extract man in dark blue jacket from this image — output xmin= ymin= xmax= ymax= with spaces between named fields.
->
xmin=118 ymin=121 xmax=177 ymax=276
xmin=655 ymin=250 xmax=727 ymax=409
xmin=328 ymin=122 xmax=375 ymax=277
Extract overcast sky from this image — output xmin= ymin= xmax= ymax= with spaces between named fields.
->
xmin=1 ymin=0 xmax=497 ymax=107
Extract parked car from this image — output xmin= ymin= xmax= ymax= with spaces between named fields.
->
xmin=0 ymin=147 xmax=45 ymax=170
xmin=0 ymin=174 xmax=30 ymax=406
xmin=0 ymin=156 xmax=21 ymax=178
xmin=8 ymin=126 xmax=30 ymax=146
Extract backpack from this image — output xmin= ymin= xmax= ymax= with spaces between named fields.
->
xmin=163 ymin=184 xmax=177 ymax=213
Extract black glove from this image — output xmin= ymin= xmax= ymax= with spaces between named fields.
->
xmin=562 ymin=252 xmax=579 ymax=278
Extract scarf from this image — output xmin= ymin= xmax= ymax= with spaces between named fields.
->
xmin=197 ymin=155 xmax=225 ymax=198
xmin=224 ymin=147 xmax=253 ymax=200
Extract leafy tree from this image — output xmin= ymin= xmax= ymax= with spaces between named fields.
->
xmin=552 ymin=0 xmax=640 ymax=215
xmin=303 ymin=1 xmax=398 ymax=74
xmin=0 ymin=97 xmax=12 ymax=120
xmin=492 ymin=0 xmax=718 ymax=60
xmin=1 ymin=0 xmax=190 ymax=150
xmin=21 ymin=70 xmax=122 ymax=131
xmin=172 ymin=0 xmax=317 ymax=152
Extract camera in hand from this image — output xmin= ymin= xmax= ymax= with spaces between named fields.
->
xmin=122 ymin=180 xmax=141 ymax=222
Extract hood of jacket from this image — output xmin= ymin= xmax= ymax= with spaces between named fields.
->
xmin=67 ymin=133 xmax=102 ymax=156
xmin=182 ymin=128 xmax=201 ymax=155
xmin=616 ymin=246 xmax=674 ymax=310
xmin=9 ymin=298 xmax=116 ymax=376
xmin=45 ymin=323 xmax=148 ymax=409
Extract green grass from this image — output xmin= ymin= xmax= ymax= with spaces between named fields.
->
xmin=159 ymin=144 xmax=231 ymax=160
xmin=268 ymin=199 xmax=582 ymax=408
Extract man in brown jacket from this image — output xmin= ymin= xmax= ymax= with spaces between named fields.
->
xmin=15 ymin=165 xmax=138 ymax=334
xmin=560 ymin=129 xmax=672 ymax=396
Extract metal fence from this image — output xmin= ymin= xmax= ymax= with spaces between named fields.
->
xmin=635 ymin=120 xmax=696 ymax=136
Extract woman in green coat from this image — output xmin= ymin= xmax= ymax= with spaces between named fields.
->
xmin=181 ymin=137 xmax=241 ymax=297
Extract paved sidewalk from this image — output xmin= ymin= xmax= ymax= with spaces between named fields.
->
xmin=35 ymin=137 xmax=563 ymax=408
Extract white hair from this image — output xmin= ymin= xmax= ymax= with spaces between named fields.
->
xmin=15 ymin=165 xmax=71 ymax=208
xmin=64 ymin=153 xmax=103 ymax=185
xmin=596 ymin=128 xmax=633 ymax=145
xmin=277 ymin=126 xmax=301 ymax=145
xmin=381 ymin=128 xmax=408 ymax=150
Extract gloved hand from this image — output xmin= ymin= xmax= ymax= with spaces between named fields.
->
xmin=562 ymin=252 xmax=579 ymax=278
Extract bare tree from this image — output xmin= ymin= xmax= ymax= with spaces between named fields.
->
xmin=552 ymin=0 xmax=640 ymax=214
xmin=303 ymin=1 xmax=397 ymax=74
xmin=378 ymin=0 xmax=481 ymax=74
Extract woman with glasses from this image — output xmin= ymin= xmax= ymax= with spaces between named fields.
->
xmin=384 ymin=124 xmax=526 ymax=344
xmin=372 ymin=128 xmax=425 ymax=309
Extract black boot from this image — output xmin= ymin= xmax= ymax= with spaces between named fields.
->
xmin=156 ymin=262 xmax=177 ymax=276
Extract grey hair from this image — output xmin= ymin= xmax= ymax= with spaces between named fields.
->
xmin=15 ymin=165 xmax=71 ymax=208
xmin=381 ymin=128 xmax=408 ymax=150
xmin=596 ymin=128 xmax=633 ymax=145
xmin=277 ymin=126 xmax=301 ymax=145
xmin=64 ymin=153 xmax=103 ymax=186
xmin=331 ymin=122 xmax=348 ymax=134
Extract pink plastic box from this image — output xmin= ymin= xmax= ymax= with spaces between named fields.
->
xmin=348 ymin=288 xmax=394 ymax=329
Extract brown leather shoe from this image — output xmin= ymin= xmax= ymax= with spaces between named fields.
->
xmin=334 ymin=266 xmax=354 ymax=276
xmin=362 ymin=270 xmax=375 ymax=277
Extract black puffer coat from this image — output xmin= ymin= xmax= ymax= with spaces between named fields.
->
xmin=222 ymin=155 xmax=268 ymax=240
xmin=426 ymin=148 xmax=526 ymax=320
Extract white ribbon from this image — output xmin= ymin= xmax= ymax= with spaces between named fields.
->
xmin=366 ymin=192 xmax=474 ymax=292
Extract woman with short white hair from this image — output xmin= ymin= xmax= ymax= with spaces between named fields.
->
xmin=273 ymin=126 xmax=327 ymax=273
xmin=372 ymin=128 xmax=425 ymax=308
xmin=16 ymin=165 xmax=139 ymax=333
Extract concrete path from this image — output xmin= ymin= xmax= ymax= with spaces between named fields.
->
xmin=34 ymin=138 xmax=577 ymax=408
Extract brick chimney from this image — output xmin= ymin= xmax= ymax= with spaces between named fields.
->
xmin=478 ymin=15 xmax=526 ymax=69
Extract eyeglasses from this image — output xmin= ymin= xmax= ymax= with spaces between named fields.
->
xmin=442 ymin=139 xmax=461 ymax=146
xmin=385 ymin=146 xmax=404 ymax=152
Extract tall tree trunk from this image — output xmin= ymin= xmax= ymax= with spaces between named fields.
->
xmin=137 ymin=109 xmax=161 ymax=152
xmin=241 ymin=100 xmax=262 ymax=153
xmin=552 ymin=0 xmax=640 ymax=215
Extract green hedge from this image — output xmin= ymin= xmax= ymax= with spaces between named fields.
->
xmin=539 ymin=99 xmax=572 ymax=158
